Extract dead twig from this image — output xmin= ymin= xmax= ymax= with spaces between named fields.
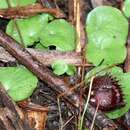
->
xmin=0 ymin=46 xmax=91 ymax=67
xmin=0 ymin=3 xmax=65 ymax=19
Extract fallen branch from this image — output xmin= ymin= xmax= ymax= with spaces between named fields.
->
xmin=0 ymin=46 xmax=90 ymax=67
xmin=0 ymin=3 xmax=65 ymax=19
xmin=26 ymin=49 xmax=86 ymax=66
xmin=0 ymin=30 xmax=117 ymax=129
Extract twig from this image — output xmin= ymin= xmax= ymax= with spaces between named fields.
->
xmin=0 ymin=46 xmax=91 ymax=66
xmin=27 ymin=49 xmax=90 ymax=66
xmin=0 ymin=3 xmax=65 ymax=19
xmin=90 ymin=101 xmax=99 ymax=130
xmin=59 ymin=115 xmax=74 ymax=130
xmin=57 ymin=98 xmax=64 ymax=130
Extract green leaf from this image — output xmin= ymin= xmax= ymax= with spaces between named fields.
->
xmin=123 ymin=0 xmax=130 ymax=18
xmin=66 ymin=65 xmax=76 ymax=76
xmin=0 ymin=0 xmax=36 ymax=9
xmin=39 ymin=19 xmax=76 ymax=51
xmin=86 ymin=6 xmax=128 ymax=66
xmin=85 ymin=65 xmax=130 ymax=119
xmin=6 ymin=14 xmax=53 ymax=47
xmin=52 ymin=60 xmax=68 ymax=75
xmin=0 ymin=67 xmax=38 ymax=101
xmin=52 ymin=60 xmax=76 ymax=76
xmin=85 ymin=65 xmax=123 ymax=82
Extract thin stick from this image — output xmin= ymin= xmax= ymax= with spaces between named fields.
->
xmin=76 ymin=0 xmax=81 ymax=52
xmin=90 ymin=102 xmax=99 ymax=130
xmin=60 ymin=115 xmax=74 ymax=129
xmin=57 ymin=98 xmax=64 ymax=130
xmin=80 ymin=76 xmax=94 ymax=130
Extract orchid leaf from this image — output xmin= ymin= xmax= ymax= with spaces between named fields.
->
xmin=0 ymin=67 xmax=38 ymax=101
xmin=39 ymin=19 xmax=76 ymax=51
xmin=66 ymin=65 xmax=76 ymax=76
xmin=123 ymin=0 xmax=130 ymax=18
xmin=6 ymin=14 xmax=53 ymax=47
xmin=52 ymin=60 xmax=76 ymax=76
xmin=86 ymin=6 xmax=128 ymax=66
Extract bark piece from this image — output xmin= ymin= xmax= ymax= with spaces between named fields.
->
xmin=25 ymin=110 xmax=47 ymax=130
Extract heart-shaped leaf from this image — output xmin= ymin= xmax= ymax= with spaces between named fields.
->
xmin=52 ymin=60 xmax=76 ymax=75
xmin=39 ymin=19 xmax=76 ymax=51
xmin=86 ymin=6 xmax=128 ymax=66
xmin=123 ymin=0 xmax=130 ymax=18
xmin=0 ymin=67 xmax=38 ymax=101
xmin=6 ymin=14 xmax=53 ymax=47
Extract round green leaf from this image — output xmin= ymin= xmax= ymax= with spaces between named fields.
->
xmin=52 ymin=60 xmax=68 ymax=75
xmin=85 ymin=65 xmax=123 ymax=81
xmin=0 ymin=0 xmax=36 ymax=9
xmin=85 ymin=65 xmax=130 ymax=119
xmin=86 ymin=6 xmax=128 ymax=66
xmin=6 ymin=14 xmax=53 ymax=47
xmin=39 ymin=19 xmax=76 ymax=51
xmin=0 ymin=67 xmax=38 ymax=101
xmin=123 ymin=0 xmax=130 ymax=18
xmin=66 ymin=65 xmax=76 ymax=76
xmin=52 ymin=60 xmax=76 ymax=76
